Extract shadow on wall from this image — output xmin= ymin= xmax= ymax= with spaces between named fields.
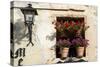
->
xmin=46 ymin=32 xmax=56 ymax=41
xmin=13 ymin=19 xmax=28 ymax=44
xmin=46 ymin=32 xmax=56 ymax=50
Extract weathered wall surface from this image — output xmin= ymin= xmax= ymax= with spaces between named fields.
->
xmin=11 ymin=1 xmax=97 ymax=66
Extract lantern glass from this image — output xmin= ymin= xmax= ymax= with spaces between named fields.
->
xmin=21 ymin=4 xmax=38 ymax=24
xmin=25 ymin=14 xmax=33 ymax=22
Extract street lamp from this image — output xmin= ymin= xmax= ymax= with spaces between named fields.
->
xmin=20 ymin=4 xmax=38 ymax=47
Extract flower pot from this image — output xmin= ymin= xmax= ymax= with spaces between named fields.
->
xmin=60 ymin=47 xmax=69 ymax=58
xmin=76 ymin=47 xmax=84 ymax=58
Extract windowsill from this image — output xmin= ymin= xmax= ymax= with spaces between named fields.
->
xmin=55 ymin=57 xmax=88 ymax=63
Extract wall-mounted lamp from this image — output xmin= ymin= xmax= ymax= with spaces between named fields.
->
xmin=20 ymin=4 xmax=38 ymax=47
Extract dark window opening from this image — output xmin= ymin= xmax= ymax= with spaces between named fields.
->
xmin=56 ymin=17 xmax=86 ymax=58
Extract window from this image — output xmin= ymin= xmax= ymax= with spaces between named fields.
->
xmin=56 ymin=17 xmax=86 ymax=58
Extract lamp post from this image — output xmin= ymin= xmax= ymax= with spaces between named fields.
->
xmin=20 ymin=4 xmax=38 ymax=47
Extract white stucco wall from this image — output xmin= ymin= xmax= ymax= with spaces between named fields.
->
xmin=11 ymin=1 xmax=97 ymax=66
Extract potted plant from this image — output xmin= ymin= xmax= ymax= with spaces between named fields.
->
xmin=64 ymin=21 xmax=83 ymax=39
xmin=74 ymin=22 xmax=89 ymax=58
xmin=55 ymin=21 xmax=81 ymax=40
xmin=55 ymin=21 xmax=68 ymax=39
xmin=72 ymin=37 xmax=89 ymax=58
xmin=57 ymin=39 xmax=72 ymax=59
xmin=64 ymin=21 xmax=81 ymax=33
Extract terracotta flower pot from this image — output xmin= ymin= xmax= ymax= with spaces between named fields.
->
xmin=60 ymin=47 xmax=69 ymax=58
xmin=76 ymin=47 xmax=84 ymax=58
